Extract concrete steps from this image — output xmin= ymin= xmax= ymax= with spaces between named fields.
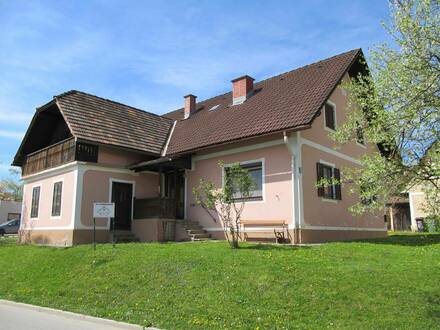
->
xmin=181 ymin=220 xmax=211 ymax=241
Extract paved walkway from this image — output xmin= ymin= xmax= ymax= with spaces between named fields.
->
xmin=0 ymin=300 xmax=149 ymax=330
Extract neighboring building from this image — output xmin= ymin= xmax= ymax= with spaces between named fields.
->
xmin=386 ymin=186 xmax=430 ymax=232
xmin=13 ymin=49 xmax=387 ymax=246
xmin=0 ymin=200 xmax=22 ymax=224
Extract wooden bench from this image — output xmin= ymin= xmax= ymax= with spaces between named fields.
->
xmin=241 ymin=219 xmax=288 ymax=243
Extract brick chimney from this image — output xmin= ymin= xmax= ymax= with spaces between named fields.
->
xmin=184 ymin=94 xmax=197 ymax=119
xmin=231 ymin=75 xmax=254 ymax=105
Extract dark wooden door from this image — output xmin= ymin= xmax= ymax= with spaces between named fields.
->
xmin=111 ymin=182 xmax=133 ymax=230
xmin=176 ymin=172 xmax=185 ymax=219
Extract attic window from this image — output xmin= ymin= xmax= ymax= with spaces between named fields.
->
xmin=209 ymin=104 xmax=220 ymax=111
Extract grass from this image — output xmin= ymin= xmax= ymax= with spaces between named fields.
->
xmin=0 ymin=234 xmax=439 ymax=329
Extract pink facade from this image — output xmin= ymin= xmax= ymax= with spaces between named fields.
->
xmin=18 ymin=61 xmax=387 ymax=246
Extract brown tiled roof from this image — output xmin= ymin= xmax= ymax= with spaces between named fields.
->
xmin=55 ymin=90 xmax=174 ymax=155
xmin=164 ymin=49 xmax=362 ymax=155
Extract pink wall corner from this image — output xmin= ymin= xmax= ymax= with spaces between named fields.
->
xmin=80 ymin=170 xmax=159 ymax=227
xmin=22 ymin=170 xmax=75 ymax=230
xmin=301 ymin=144 xmax=384 ymax=229
xmin=186 ymin=142 xmax=293 ymax=230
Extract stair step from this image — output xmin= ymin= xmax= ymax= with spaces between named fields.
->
xmin=187 ymin=229 xmax=207 ymax=235
xmin=190 ymin=233 xmax=211 ymax=239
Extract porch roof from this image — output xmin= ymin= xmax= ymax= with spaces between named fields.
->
xmin=130 ymin=155 xmax=192 ymax=172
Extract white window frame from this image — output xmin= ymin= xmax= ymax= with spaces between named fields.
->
xmin=30 ymin=184 xmax=42 ymax=220
xmin=222 ymin=158 xmax=265 ymax=203
xmin=50 ymin=179 xmax=64 ymax=219
xmin=319 ymin=160 xmax=339 ymax=203
xmin=324 ymin=101 xmax=337 ymax=132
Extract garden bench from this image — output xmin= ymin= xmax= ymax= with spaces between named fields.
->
xmin=241 ymin=219 xmax=288 ymax=243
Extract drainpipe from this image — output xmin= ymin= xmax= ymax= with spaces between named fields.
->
xmin=283 ymin=131 xmax=301 ymax=245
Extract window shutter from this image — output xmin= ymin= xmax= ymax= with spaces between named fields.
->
xmin=316 ymin=163 xmax=324 ymax=197
xmin=334 ymin=168 xmax=342 ymax=200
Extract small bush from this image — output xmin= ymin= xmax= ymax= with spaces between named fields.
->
xmin=424 ymin=216 xmax=440 ymax=233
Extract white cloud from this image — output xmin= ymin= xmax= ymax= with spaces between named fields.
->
xmin=0 ymin=130 xmax=24 ymax=140
xmin=0 ymin=110 xmax=32 ymax=123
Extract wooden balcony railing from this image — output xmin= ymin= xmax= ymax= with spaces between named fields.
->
xmin=134 ymin=197 xmax=177 ymax=219
xmin=22 ymin=138 xmax=98 ymax=176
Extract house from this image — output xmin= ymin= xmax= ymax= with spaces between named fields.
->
xmin=386 ymin=185 xmax=431 ymax=232
xmin=13 ymin=49 xmax=387 ymax=246
xmin=0 ymin=200 xmax=22 ymax=225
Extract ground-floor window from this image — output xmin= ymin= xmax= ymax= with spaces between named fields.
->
xmin=51 ymin=181 xmax=63 ymax=217
xmin=31 ymin=186 xmax=40 ymax=218
xmin=316 ymin=162 xmax=341 ymax=200
xmin=225 ymin=160 xmax=263 ymax=201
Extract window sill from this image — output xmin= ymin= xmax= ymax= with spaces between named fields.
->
xmin=324 ymin=127 xmax=336 ymax=133
xmin=321 ymin=198 xmax=338 ymax=204
xmin=233 ymin=196 xmax=263 ymax=203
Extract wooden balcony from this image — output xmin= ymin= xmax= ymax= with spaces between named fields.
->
xmin=134 ymin=197 xmax=178 ymax=219
xmin=22 ymin=138 xmax=98 ymax=176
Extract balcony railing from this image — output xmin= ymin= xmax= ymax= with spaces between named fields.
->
xmin=134 ymin=197 xmax=177 ymax=219
xmin=22 ymin=138 xmax=98 ymax=176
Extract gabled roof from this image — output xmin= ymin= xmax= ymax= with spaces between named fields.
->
xmin=164 ymin=49 xmax=363 ymax=155
xmin=55 ymin=91 xmax=174 ymax=155
xmin=14 ymin=49 xmax=366 ymax=167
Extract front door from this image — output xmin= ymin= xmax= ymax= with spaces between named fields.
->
xmin=111 ymin=182 xmax=133 ymax=230
xmin=162 ymin=171 xmax=185 ymax=219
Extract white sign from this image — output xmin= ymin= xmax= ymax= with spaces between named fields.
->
xmin=93 ymin=203 xmax=115 ymax=218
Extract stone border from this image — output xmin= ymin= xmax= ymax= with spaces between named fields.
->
xmin=0 ymin=299 xmax=159 ymax=330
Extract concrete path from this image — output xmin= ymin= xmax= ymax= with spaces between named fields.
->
xmin=0 ymin=300 xmax=151 ymax=330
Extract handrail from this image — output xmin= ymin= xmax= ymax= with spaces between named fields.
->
xmin=26 ymin=137 xmax=75 ymax=157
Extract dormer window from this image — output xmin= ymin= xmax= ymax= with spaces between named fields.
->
xmin=324 ymin=102 xmax=336 ymax=131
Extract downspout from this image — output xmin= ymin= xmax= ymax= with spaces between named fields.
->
xmin=283 ymin=131 xmax=301 ymax=244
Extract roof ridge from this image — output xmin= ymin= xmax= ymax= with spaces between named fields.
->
xmin=255 ymin=48 xmax=361 ymax=86
xmin=166 ymin=48 xmax=361 ymax=116
xmin=55 ymin=90 xmax=174 ymax=123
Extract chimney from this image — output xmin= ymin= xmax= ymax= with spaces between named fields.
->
xmin=231 ymin=75 xmax=254 ymax=105
xmin=184 ymin=94 xmax=197 ymax=119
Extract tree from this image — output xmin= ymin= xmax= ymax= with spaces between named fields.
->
xmin=0 ymin=168 xmax=23 ymax=201
xmin=193 ymin=162 xmax=254 ymax=248
xmin=332 ymin=0 xmax=439 ymax=215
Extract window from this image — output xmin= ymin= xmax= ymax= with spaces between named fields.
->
xmin=324 ymin=103 xmax=336 ymax=130
xmin=7 ymin=213 xmax=20 ymax=221
xmin=51 ymin=181 xmax=63 ymax=217
xmin=225 ymin=161 xmax=263 ymax=201
xmin=31 ymin=186 xmax=40 ymax=218
xmin=316 ymin=163 xmax=341 ymax=200
xmin=356 ymin=121 xmax=365 ymax=145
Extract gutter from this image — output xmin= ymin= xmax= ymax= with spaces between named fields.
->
xmin=161 ymin=120 xmax=177 ymax=156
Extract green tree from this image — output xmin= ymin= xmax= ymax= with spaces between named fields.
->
xmin=333 ymin=0 xmax=439 ymax=215
xmin=0 ymin=168 xmax=23 ymax=201
xmin=193 ymin=162 xmax=254 ymax=248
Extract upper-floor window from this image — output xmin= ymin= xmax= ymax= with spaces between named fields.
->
xmin=224 ymin=161 xmax=263 ymax=201
xmin=324 ymin=103 xmax=336 ymax=131
xmin=51 ymin=181 xmax=63 ymax=217
xmin=316 ymin=162 xmax=341 ymax=200
xmin=356 ymin=121 xmax=365 ymax=145
xmin=31 ymin=186 xmax=40 ymax=218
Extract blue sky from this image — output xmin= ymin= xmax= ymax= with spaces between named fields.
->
xmin=0 ymin=0 xmax=391 ymax=177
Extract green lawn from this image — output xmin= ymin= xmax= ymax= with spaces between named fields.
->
xmin=0 ymin=234 xmax=439 ymax=329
